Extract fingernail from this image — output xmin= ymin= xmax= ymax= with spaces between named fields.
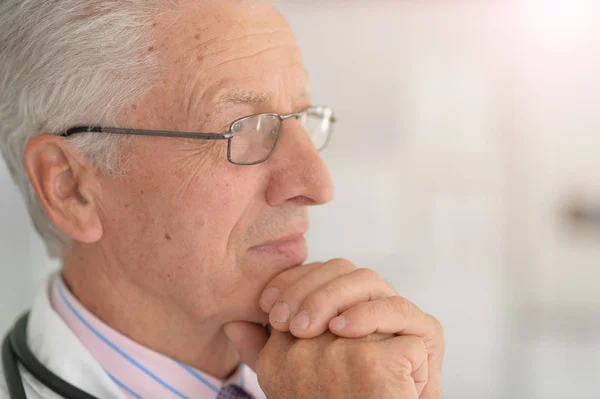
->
xmin=260 ymin=287 xmax=281 ymax=310
xmin=330 ymin=316 xmax=347 ymax=331
xmin=270 ymin=301 xmax=291 ymax=324
xmin=291 ymin=310 xmax=310 ymax=330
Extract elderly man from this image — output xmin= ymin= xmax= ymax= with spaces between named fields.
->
xmin=0 ymin=0 xmax=444 ymax=398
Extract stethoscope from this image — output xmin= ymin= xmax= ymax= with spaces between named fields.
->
xmin=2 ymin=312 xmax=99 ymax=399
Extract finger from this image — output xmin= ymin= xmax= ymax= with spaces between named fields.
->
xmin=223 ymin=321 xmax=269 ymax=371
xmin=420 ymin=366 xmax=442 ymax=399
xmin=264 ymin=328 xmax=296 ymax=347
xmin=384 ymin=336 xmax=428 ymax=399
xmin=268 ymin=259 xmax=358 ymax=331
xmin=259 ymin=263 xmax=323 ymax=312
xmin=328 ymin=296 xmax=435 ymax=340
xmin=256 ymin=329 xmax=298 ymax=374
xmin=419 ymin=349 xmax=443 ymax=399
xmin=287 ymin=268 xmax=396 ymax=338
xmin=354 ymin=332 xmax=395 ymax=343
xmin=411 ymin=346 xmax=428 ymax=397
xmin=332 ymin=299 xmax=444 ymax=399
xmin=421 ymin=316 xmax=444 ymax=399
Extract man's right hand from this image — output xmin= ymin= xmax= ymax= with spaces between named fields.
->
xmin=224 ymin=323 xmax=428 ymax=399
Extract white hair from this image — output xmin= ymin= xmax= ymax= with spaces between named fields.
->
xmin=0 ymin=0 xmax=169 ymax=259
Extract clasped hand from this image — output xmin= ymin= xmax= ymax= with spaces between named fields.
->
xmin=225 ymin=259 xmax=444 ymax=399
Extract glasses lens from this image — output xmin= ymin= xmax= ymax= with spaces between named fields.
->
xmin=298 ymin=107 xmax=334 ymax=151
xmin=229 ymin=114 xmax=281 ymax=165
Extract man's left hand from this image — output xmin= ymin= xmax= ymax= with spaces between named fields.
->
xmin=258 ymin=258 xmax=444 ymax=399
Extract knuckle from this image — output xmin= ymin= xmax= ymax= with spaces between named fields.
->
xmin=428 ymin=314 xmax=445 ymax=347
xmin=277 ymin=284 xmax=313 ymax=309
xmin=389 ymin=295 xmax=413 ymax=315
xmin=286 ymin=340 xmax=313 ymax=363
xmin=361 ymin=300 xmax=380 ymax=320
xmin=392 ymin=357 xmax=417 ymax=379
xmin=392 ymin=336 xmax=427 ymax=373
xmin=305 ymin=261 xmax=326 ymax=268
xmin=306 ymin=284 xmax=340 ymax=308
xmin=278 ymin=285 xmax=302 ymax=305
xmin=326 ymin=258 xmax=356 ymax=272
xmin=406 ymin=335 xmax=427 ymax=352
xmin=265 ymin=276 xmax=293 ymax=295
xmin=324 ymin=339 xmax=347 ymax=362
xmin=268 ymin=263 xmax=321 ymax=290
xmin=408 ymin=336 xmax=428 ymax=359
xmin=354 ymin=267 xmax=380 ymax=281
xmin=430 ymin=314 xmax=444 ymax=334
xmin=355 ymin=342 xmax=384 ymax=369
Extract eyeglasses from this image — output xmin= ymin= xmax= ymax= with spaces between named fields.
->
xmin=61 ymin=106 xmax=336 ymax=165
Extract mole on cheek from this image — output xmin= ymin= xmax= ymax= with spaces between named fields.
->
xmin=165 ymin=233 xmax=172 ymax=241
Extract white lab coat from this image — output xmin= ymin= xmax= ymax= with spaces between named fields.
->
xmin=0 ymin=279 xmax=129 ymax=399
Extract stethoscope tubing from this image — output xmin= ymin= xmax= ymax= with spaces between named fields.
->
xmin=2 ymin=312 xmax=99 ymax=399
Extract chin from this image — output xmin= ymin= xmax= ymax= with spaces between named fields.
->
xmin=230 ymin=253 xmax=308 ymax=325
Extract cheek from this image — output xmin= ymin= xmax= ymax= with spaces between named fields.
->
xmin=98 ymin=144 xmax=271 ymax=318
xmin=116 ymin=143 xmax=242 ymax=247
xmin=160 ymin=171 xmax=271 ymax=317
xmin=146 ymin=173 xmax=251 ymax=262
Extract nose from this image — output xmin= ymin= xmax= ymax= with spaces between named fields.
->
xmin=264 ymin=118 xmax=334 ymax=207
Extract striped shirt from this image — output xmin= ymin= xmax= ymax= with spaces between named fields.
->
xmin=49 ymin=275 xmax=265 ymax=399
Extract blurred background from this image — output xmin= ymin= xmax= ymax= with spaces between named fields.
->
xmin=1 ymin=1 xmax=599 ymax=398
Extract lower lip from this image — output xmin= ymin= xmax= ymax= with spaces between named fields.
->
xmin=250 ymin=236 xmax=308 ymax=260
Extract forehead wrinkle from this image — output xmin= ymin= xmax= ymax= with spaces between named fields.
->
xmin=177 ymin=37 xmax=299 ymax=129
xmin=182 ymin=28 xmax=291 ymax=61
xmin=174 ymin=34 xmax=307 ymax=131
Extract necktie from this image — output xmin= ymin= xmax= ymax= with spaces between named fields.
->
xmin=217 ymin=384 xmax=252 ymax=399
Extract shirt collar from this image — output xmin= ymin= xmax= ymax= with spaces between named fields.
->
xmin=49 ymin=273 xmax=264 ymax=399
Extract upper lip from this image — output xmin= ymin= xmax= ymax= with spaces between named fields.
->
xmin=251 ymin=232 xmax=307 ymax=248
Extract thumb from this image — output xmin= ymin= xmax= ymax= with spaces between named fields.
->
xmin=224 ymin=321 xmax=270 ymax=371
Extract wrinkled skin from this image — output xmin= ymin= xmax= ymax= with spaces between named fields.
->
xmin=23 ymin=0 xmax=443 ymax=397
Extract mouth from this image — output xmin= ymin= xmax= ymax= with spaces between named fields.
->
xmin=249 ymin=233 xmax=308 ymax=262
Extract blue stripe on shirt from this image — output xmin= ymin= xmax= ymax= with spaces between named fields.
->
xmin=55 ymin=279 xmax=190 ymax=399
xmin=106 ymin=370 xmax=145 ymax=399
xmin=175 ymin=361 xmax=220 ymax=393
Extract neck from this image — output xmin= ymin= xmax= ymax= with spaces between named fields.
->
xmin=61 ymin=247 xmax=240 ymax=379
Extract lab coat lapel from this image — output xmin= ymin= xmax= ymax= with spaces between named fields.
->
xmin=22 ymin=276 xmax=128 ymax=399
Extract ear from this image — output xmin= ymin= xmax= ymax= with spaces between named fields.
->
xmin=24 ymin=135 xmax=103 ymax=244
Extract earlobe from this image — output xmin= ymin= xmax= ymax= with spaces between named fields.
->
xmin=24 ymin=135 xmax=104 ymax=244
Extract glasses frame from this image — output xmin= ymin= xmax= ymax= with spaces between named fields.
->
xmin=61 ymin=106 xmax=336 ymax=166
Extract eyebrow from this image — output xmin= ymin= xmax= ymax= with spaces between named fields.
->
xmin=202 ymin=89 xmax=310 ymax=129
xmin=200 ymin=90 xmax=270 ymax=127
xmin=217 ymin=90 xmax=272 ymax=107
